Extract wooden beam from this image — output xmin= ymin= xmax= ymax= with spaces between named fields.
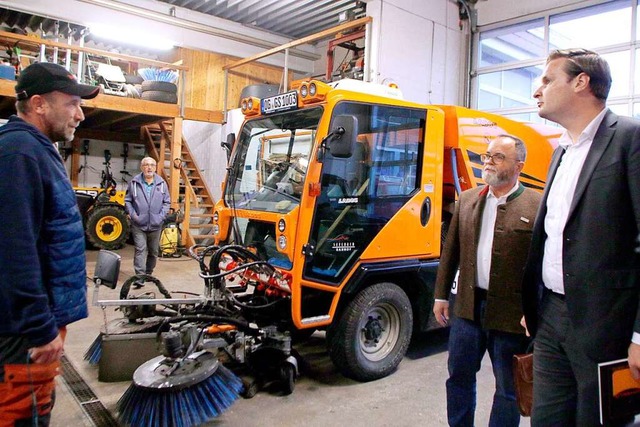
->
xmin=169 ymin=118 xmax=182 ymax=211
xmin=183 ymin=107 xmax=224 ymax=123
xmin=93 ymin=112 xmax=139 ymax=128
xmin=223 ymin=16 xmax=372 ymax=71
xmin=82 ymin=94 xmax=179 ymax=117
xmin=0 ymin=79 xmax=15 ymax=97
xmin=74 ymin=128 xmax=141 ymax=144
xmin=0 ymin=30 xmax=188 ymax=71
xmin=0 ymin=79 xmax=180 ymax=120
xmin=71 ymin=138 xmax=80 ymax=186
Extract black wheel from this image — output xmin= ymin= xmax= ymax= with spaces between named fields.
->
xmin=279 ymin=363 xmax=296 ymax=395
xmin=85 ymin=205 xmax=129 ymax=250
xmin=327 ymin=283 xmax=413 ymax=382
xmin=240 ymin=376 xmax=259 ymax=399
xmin=124 ymin=74 xmax=144 ymax=84
xmin=141 ymin=90 xmax=178 ymax=104
xmin=141 ymin=80 xmax=177 ymax=93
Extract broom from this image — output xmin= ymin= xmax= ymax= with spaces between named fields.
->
xmin=83 ymin=317 xmax=165 ymax=365
xmin=83 ymin=333 xmax=103 ymax=364
xmin=117 ymin=351 xmax=243 ymax=427
xmin=84 ymin=275 xmax=172 ymax=364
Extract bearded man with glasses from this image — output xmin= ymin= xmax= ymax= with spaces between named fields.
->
xmin=434 ymin=134 xmax=541 ymax=427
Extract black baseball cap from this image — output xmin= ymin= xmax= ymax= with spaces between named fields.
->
xmin=15 ymin=62 xmax=99 ymax=100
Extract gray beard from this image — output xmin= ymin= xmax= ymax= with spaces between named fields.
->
xmin=482 ymin=170 xmax=508 ymax=187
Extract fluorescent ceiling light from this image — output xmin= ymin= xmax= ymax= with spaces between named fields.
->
xmin=89 ymin=22 xmax=175 ymax=50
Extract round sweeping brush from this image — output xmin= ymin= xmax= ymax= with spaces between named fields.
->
xmin=117 ymin=351 xmax=243 ymax=427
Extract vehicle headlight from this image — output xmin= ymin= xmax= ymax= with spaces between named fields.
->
xmin=213 ymin=211 xmax=219 ymax=222
xmin=241 ymin=100 xmax=247 ymax=111
xmin=309 ymin=82 xmax=317 ymax=96
xmin=300 ymin=84 xmax=308 ymax=97
xmin=278 ymin=235 xmax=287 ymax=250
xmin=247 ymin=98 xmax=253 ymax=110
xmin=213 ymin=224 xmax=219 ymax=235
xmin=278 ymin=219 xmax=286 ymax=232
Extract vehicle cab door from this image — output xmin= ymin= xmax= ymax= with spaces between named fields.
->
xmin=302 ymin=101 xmax=445 ymax=285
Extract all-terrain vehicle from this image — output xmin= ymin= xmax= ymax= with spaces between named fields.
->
xmin=75 ymin=150 xmax=129 ymax=250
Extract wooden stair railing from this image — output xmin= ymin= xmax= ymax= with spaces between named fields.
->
xmin=142 ymin=120 xmax=217 ymax=248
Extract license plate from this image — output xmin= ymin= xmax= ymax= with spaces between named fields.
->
xmin=261 ymin=91 xmax=298 ymax=114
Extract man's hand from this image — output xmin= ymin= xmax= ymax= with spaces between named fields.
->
xmin=433 ymin=300 xmax=450 ymax=327
xmin=629 ymin=342 xmax=640 ymax=380
xmin=520 ymin=315 xmax=530 ymax=337
xmin=29 ymin=333 xmax=64 ymax=364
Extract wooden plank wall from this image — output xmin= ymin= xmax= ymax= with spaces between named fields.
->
xmin=174 ymin=48 xmax=294 ymax=111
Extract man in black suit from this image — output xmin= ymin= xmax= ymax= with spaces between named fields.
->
xmin=522 ymin=48 xmax=640 ymax=426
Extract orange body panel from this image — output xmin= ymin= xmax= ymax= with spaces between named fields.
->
xmin=214 ymin=80 xmax=557 ymax=330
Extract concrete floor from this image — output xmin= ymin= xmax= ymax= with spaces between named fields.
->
xmin=50 ymin=244 xmax=531 ymax=427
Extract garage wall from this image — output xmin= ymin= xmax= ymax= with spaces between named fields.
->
xmin=362 ymin=0 xmax=465 ymax=105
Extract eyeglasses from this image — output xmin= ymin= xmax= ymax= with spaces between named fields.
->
xmin=481 ymin=153 xmax=523 ymax=164
xmin=481 ymin=153 xmax=509 ymax=164
xmin=480 ymin=153 xmax=507 ymax=164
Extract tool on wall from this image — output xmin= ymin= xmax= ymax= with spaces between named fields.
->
xmin=65 ymin=24 xmax=76 ymax=71
xmin=59 ymin=141 xmax=72 ymax=161
xmin=77 ymin=27 xmax=89 ymax=83
xmin=38 ymin=23 xmax=46 ymax=62
xmin=120 ymin=143 xmax=131 ymax=187
xmin=79 ymin=139 xmax=89 ymax=185
xmin=5 ymin=42 xmax=22 ymax=75
xmin=101 ymin=150 xmax=117 ymax=190
xmin=52 ymin=20 xmax=60 ymax=63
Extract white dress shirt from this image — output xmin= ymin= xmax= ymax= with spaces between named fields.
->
xmin=476 ymin=182 xmax=520 ymax=290
xmin=542 ymin=108 xmax=607 ymax=295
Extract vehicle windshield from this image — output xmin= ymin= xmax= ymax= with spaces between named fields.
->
xmin=225 ymin=107 xmax=323 ymax=213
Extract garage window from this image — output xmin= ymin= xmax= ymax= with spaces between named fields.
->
xmin=473 ymin=0 xmax=637 ymax=121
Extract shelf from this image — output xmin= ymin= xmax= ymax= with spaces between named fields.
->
xmin=0 ymin=29 xmax=224 ymax=143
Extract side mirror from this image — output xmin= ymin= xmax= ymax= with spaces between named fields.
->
xmin=328 ymin=115 xmax=357 ymax=158
xmin=93 ymin=250 xmax=121 ymax=289
xmin=222 ymin=133 xmax=235 ymax=162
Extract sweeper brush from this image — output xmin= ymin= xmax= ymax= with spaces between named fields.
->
xmin=91 ymin=245 xmax=299 ymax=426
xmin=83 ymin=317 xmax=165 ymax=364
xmin=83 ymin=274 xmax=173 ymax=364
xmin=117 ymin=351 xmax=243 ymax=427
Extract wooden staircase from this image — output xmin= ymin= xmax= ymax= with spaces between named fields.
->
xmin=142 ymin=120 xmax=216 ymax=248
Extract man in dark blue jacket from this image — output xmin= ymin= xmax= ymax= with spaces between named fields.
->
xmin=0 ymin=62 xmax=98 ymax=425
xmin=125 ymin=157 xmax=170 ymax=283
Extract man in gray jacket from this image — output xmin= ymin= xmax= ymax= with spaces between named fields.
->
xmin=125 ymin=157 xmax=170 ymax=282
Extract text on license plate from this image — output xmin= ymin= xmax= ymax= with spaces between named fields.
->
xmin=261 ymin=91 xmax=298 ymax=114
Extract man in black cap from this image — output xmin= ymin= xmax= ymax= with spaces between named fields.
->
xmin=0 ymin=62 xmax=98 ymax=425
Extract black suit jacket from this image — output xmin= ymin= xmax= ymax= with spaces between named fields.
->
xmin=522 ymin=110 xmax=640 ymax=360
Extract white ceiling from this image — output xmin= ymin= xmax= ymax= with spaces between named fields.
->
xmin=155 ymin=0 xmax=365 ymax=39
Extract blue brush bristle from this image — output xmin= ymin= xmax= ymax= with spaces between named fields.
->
xmin=138 ymin=67 xmax=179 ymax=83
xmin=83 ymin=334 xmax=102 ymax=365
xmin=117 ymin=364 xmax=243 ymax=427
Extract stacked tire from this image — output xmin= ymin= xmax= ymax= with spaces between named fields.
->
xmin=141 ymin=80 xmax=178 ymax=104
xmin=124 ymin=74 xmax=144 ymax=98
